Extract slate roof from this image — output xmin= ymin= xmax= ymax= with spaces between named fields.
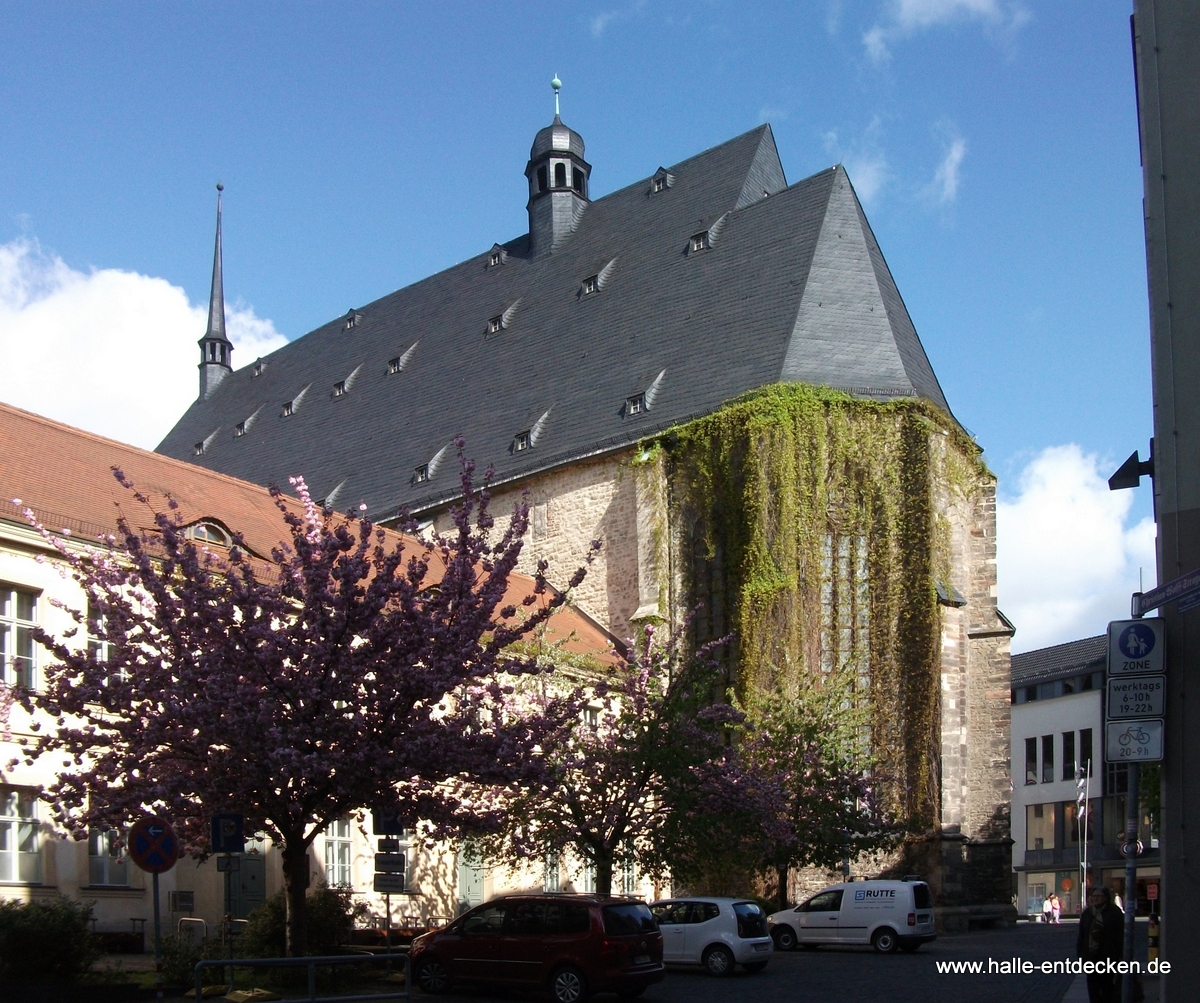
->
xmin=1011 ymin=635 xmax=1107 ymax=687
xmin=157 ymin=124 xmax=953 ymax=521
xmin=0 ymin=401 xmax=620 ymax=665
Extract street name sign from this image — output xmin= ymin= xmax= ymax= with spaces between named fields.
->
xmin=375 ymin=853 xmax=406 ymax=873
xmin=1107 ymin=676 xmax=1166 ymax=719
xmin=1133 ymin=567 xmax=1200 ymax=616
xmin=1107 ymin=619 xmax=1165 ymax=676
xmin=1106 ymin=719 xmax=1164 ymax=763
xmin=373 ymin=872 xmax=405 ymax=893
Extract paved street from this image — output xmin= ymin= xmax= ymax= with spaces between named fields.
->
xmin=422 ymin=921 xmax=1158 ymax=1003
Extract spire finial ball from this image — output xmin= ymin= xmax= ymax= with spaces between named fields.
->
xmin=551 ymin=74 xmax=562 ymax=92
xmin=216 ymin=182 xmax=224 ymax=192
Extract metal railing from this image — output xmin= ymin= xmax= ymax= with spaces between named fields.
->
xmin=194 ymin=952 xmax=410 ymax=1003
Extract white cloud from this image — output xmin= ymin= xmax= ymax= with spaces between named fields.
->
xmin=863 ymin=0 xmax=1029 ymax=63
xmin=590 ymin=11 xmax=617 ymax=37
xmin=0 ymin=237 xmax=287 ymax=450
xmin=587 ymin=0 xmax=646 ymax=38
xmin=997 ymin=445 xmax=1157 ymax=654
xmin=928 ymin=135 xmax=967 ymax=203
xmin=824 ymin=119 xmax=889 ymax=206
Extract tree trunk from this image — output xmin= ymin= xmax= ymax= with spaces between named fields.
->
xmin=281 ymin=839 xmax=312 ymax=957
xmin=595 ymin=853 xmax=614 ymax=898
xmin=777 ymin=864 xmax=789 ymax=910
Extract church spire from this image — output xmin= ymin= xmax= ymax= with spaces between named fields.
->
xmin=198 ymin=183 xmax=234 ymax=400
xmin=206 ymin=183 xmax=227 ymax=341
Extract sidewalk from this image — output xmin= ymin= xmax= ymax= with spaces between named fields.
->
xmin=1061 ymin=973 xmax=1160 ymax=1002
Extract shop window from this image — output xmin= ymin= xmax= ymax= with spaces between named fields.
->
xmin=1027 ymin=802 xmax=1057 ymax=851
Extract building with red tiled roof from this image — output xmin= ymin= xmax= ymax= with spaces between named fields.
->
xmin=0 ymin=400 xmax=619 ymax=931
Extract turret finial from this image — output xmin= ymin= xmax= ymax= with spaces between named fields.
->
xmin=551 ymin=74 xmax=562 ymax=117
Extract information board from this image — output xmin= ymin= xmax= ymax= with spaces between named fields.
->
xmin=1107 ymin=676 xmax=1166 ymax=719
xmin=1107 ymin=619 xmax=1166 ymax=676
xmin=1105 ymin=718 xmax=1164 ymax=763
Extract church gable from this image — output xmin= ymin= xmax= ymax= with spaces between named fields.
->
xmin=780 ymin=167 xmax=913 ymax=397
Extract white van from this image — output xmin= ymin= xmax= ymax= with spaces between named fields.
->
xmin=767 ymin=879 xmax=937 ymax=953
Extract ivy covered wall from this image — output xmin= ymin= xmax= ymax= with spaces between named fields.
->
xmin=652 ymin=384 xmax=991 ymax=829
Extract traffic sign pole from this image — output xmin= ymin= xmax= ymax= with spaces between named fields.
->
xmin=153 ymin=871 xmax=163 ymax=1003
xmin=127 ymin=817 xmax=177 ymax=1003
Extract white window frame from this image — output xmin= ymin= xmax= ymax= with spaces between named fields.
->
xmin=0 ymin=788 xmax=41 ymax=884
xmin=88 ymin=828 xmax=129 ymax=887
xmin=324 ymin=818 xmax=352 ymax=888
xmin=0 ymin=585 xmax=37 ymax=689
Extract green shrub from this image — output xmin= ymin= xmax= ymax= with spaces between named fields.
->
xmin=160 ymin=933 xmax=226 ymax=987
xmin=241 ymin=884 xmax=367 ymax=957
xmin=0 ymin=895 xmax=99 ymax=979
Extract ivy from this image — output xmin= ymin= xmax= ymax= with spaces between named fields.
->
xmin=650 ymin=384 xmax=989 ymax=828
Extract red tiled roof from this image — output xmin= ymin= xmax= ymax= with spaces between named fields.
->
xmin=0 ymin=400 xmax=619 ymax=666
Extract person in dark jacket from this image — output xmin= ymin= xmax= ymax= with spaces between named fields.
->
xmin=1077 ymin=886 xmax=1125 ymax=1003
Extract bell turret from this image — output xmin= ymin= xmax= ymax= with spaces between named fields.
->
xmin=525 ymin=76 xmax=590 ymax=257
xmin=198 ymin=183 xmax=233 ymax=400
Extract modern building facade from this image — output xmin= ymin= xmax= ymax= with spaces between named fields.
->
xmin=1011 ymin=635 xmax=1159 ymax=918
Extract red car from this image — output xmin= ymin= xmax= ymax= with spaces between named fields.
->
xmin=409 ymin=894 xmax=665 ymax=1002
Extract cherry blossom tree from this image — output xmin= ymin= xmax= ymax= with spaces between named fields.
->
xmin=477 ymin=624 xmax=742 ymax=897
xmin=14 ymin=447 xmax=592 ymax=955
xmin=734 ymin=670 xmax=904 ymax=909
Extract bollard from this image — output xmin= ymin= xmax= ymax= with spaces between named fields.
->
xmin=1148 ymin=910 xmax=1159 ymax=963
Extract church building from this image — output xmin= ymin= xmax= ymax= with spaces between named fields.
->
xmin=159 ymin=85 xmax=1015 ymax=925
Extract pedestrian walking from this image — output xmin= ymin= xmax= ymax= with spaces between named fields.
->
xmin=1050 ymin=892 xmax=1062 ymax=924
xmin=1042 ymin=895 xmax=1053 ymax=924
xmin=1077 ymin=887 xmax=1124 ymax=1003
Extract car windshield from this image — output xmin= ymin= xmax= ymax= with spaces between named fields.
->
xmin=733 ymin=902 xmax=768 ymax=938
xmin=603 ymin=903 xmax=658 ymax=935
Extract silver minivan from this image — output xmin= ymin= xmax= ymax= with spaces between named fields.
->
xmin=768 ymin=879 xmax=937 ymax=953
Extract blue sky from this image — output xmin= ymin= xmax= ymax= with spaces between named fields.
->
xmin=0 ymin=1 xmax=1156 ymax=648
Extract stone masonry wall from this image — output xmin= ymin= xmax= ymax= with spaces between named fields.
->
xmin=429 ymin=449 xmax=644 ymax=644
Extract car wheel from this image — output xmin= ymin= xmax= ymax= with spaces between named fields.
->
xmin=742 ymin=961 xmax=768 ymax=973
xmin=872 ymin=928 xmax=899 ymax=954
xmin=772 ymin=926 xmax=797 ymax=951
xmin=703 ymin=944 xmax=735 ymax=976
xmin=415 ymin=958 xmax=451 ymax=995
xmin=551 ymin=965 xmax=589 ymax=1003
